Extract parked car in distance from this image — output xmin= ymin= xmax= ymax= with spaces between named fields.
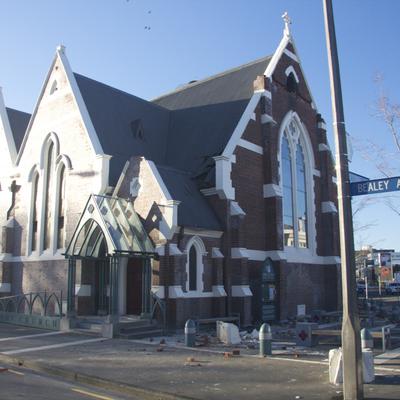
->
xmin=384 ymin=282 xmax=400 ymax=295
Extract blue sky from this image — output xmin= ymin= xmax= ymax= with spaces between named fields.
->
xmin=1 ymin=0 xmax=400 ymax=250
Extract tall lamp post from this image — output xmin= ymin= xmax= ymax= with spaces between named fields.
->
xmin=322 ymin=1 xmax=364 ymax=399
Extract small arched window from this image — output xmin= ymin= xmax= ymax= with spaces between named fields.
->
xmin=286 ymin=72 xmax=298 ymax=93
xmin=43 ymin=142 xmax=55 ymax=250
xmin=188 ymin=245 xmax=197 ymax=291
xmin=31 ymin=172 xmax=40 ymax=252
xmin=56 ymin=164 xmax=66 ymax=249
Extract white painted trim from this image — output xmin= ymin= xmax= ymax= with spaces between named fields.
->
xmin=313 ymin=169 xmax=321 ymax=177
xmin=213 ymin=155 xmax=235 ymax=200
xmin=146 ymin=160 xmax=173 ymax=202
xmin=212 ymin=285 xmax=227 ymax=297
xmin=261 ymin=114 xmax=276 ymax=125
xmin=238 ymin=138 xmax=263 ymax=155
xmin=169 ymin=243 xmax=183 ymax=256
xmin=200 ymin=187 xmax=217 ymax=196
xmin=185 ymin=236 xmax=206 ymax=295
xmin=211 ymin=248 xmax=224 ymax=259
xmin=283 ymin=48 xmax=299 ymax=62
xmin=230 ymin=201 xmax=246 ymax=217
xmin=16 ymin=47 xmax=104 ymax=165
xmin=183 ymin=228 xmax=223 ymax=239
xmin=222 ymin=92 xmax=262 ymax=157
xmin=285 ymin=65 xmax=300 ymax=83
xmin=321 ymin=201 xmax=338 ymax=214
xmin=263 ymin=184 xmax=283 ymax=198
xmin=231 ymin=247 xmax=249 ymax=259
xmin=231 ymin=285 xmax=252 ymax=297
xmin=242 ymin=248 xmax=341 ymax=265
xmin=319 ymin=143 xmax=330 ymax=152
xmin=0 ymin=283 xmax=11 ymax=293
xmin=75 ymin=284 xmax=91 ymax=297
xmin=0 ymin=88 xmax=18 ymax=165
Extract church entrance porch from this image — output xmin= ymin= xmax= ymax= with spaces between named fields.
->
xmin=63 ymin=195 xmax=155 ymax=336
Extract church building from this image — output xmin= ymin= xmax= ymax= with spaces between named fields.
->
xmin=0 ymin=17 xmax=340 ymax=333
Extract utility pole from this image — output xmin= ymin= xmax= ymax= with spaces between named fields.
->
xmin=322 ymin=1 xmax=364 ymax=399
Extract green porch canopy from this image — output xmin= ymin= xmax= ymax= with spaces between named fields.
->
xmin=65 ymin=194 xmax=154 ymax=258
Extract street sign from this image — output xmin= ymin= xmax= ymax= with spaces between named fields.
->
xmin=350 ymin=176 xmax=400 ymax=196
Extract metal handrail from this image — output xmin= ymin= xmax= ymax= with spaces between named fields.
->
xmin=0 ymin=291 xmax=63 ymax=318
xmin=150 ymin=291 xmax=166 ymax=331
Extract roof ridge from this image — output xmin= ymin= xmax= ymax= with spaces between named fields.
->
xmin=152 ymin=54 xmax=272 ymax=103
xmin=5 ymin=107 xmax=31 ymax=117
xmin=73 ymin=72 xmax=169 ymax=113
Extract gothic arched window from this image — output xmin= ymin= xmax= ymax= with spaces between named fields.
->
xmin=188 ymin=245 xmax=197 ymax=291
xmin=56 ymin=164 xmax=66 ymax=249
xmin=281 ymin=119 xmax=309 ymax=248
xmin=31 ymin=171 xmax=39 ymax=252
xmin=43 ymin=142 xmax=55 ymax=250
xmin=185 ymin=236 xmax=205 ymax=294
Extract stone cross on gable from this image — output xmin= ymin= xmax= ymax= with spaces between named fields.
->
xmin=282 ymin=11 xmax=292 ymax=37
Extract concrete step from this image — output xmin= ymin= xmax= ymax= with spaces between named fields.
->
xmin=118 ymin=328 xmax=164 ymax=340
xmin=118 ymin=319 xmax=153 ymax=330
xmin=75 ymin=321 xmax=103 ymax=332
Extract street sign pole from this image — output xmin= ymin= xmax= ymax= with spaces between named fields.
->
xmin=322 ymin=1 xmax=364 ymax=399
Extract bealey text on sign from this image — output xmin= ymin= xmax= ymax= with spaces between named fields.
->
xmin=350 ymin=176 xmax=400 ymax=196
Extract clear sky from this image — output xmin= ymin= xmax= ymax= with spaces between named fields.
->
xmin=1 ymin=0 xmax=400 ymax=250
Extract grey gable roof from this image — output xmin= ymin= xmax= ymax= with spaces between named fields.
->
xmin=74 ymin=55 xmax=271 ymax=230
xmin=152 ymin=55 xmax=271 ymax=173
xmin=74 ymin=73 xmax=170 ymax=186
xmin=156 ymin=164 xmax=221 ymax=231
xmin=6 ymin=107 xmax=31 ymax=152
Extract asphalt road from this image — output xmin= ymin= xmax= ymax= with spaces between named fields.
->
xmin=0 ymin=363 xmax=135 ymax=400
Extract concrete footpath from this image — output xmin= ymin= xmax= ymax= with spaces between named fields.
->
xmin=0 ymin=324 xmax=400 ymax=400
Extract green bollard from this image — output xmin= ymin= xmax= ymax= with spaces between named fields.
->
xmin=185 ymin=319 xmax=196 ymax=347
xmin=259 ymin=323 xmax=272 ymax=356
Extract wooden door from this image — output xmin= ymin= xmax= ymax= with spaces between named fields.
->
xmin=126 ymin=258 xmax=142 ymax=315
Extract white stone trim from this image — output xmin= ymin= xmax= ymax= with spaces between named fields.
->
xmin=168 ymin=285 xmax=219 ymax=299
xmin=283 ymin=48 xmax=299 ymax=62
xmin=318 ymin=121 xmax=327 ymax=130
xmin=169 ymin=243 xmax=183 ymax=256
xmin=0 ymin=283 xmax=11 ymax=293
xmin=238 ymin=138 xmax=263 ymax=155
xmin=200 ymin=187 xmax=217 ymax=196
xmin=263 ymin=184 xmax=283 ymax=198
xmin=155 ymin=245 xmax=165 ymax=256
xmin=212 ymin=285 xmax=227 ymax=297
xmin=214 ymin=155 xmax=235 ymax=200
xmin=332 ymin=177 xmax=337 ymax=184
xmin=231 ymin=247 xmax=249 ymax=259
xmin=250 ymin=112 xmax=256 ymax=121
xmin=230 ymin=201 xmax=246 ymax=217
xmin=183 ymin=228 xmax=223 ymax=239
xmin=313 ymin=169 xmax=321 ymax=177
xmin=261 ymin=114 xmax=276 ymax=125
xmin=16 ymin=46 xmax=104 ymax=165
xmin=319 ymin=143 xmax=330 ymax=152
xmin=185 ymin=236 xmax=206 ymax=295
xmin=322 ymin=201 xmax=338 ymax=213
xmin=285 ymin=65 xmax=300 ymax=83
xmin=222 ymin=91 xmax=263 ymax=157
xmin=211 ymin=248 xmax=224 ymax=259
xmin=0 ymin=253 xmax=66 ymax=262
xmin=151 ymin=285 xmax=165 ymax=299
xmin=261 ymin=90 xmax=272 ymax=99
xmin=75 ymin=284 xmax=91 ymax=297
xmin=241 ymin=247 xmax=341 ymax=265
xmin=231 ymin=285 xmax=252 ymax=297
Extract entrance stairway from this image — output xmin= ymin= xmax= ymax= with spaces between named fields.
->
xmin=75 ymin=315 xmax=163 ymax=339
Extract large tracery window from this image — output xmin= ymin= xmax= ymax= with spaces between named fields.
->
xmin=281 ymin=119 xmax=309 ymax=248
